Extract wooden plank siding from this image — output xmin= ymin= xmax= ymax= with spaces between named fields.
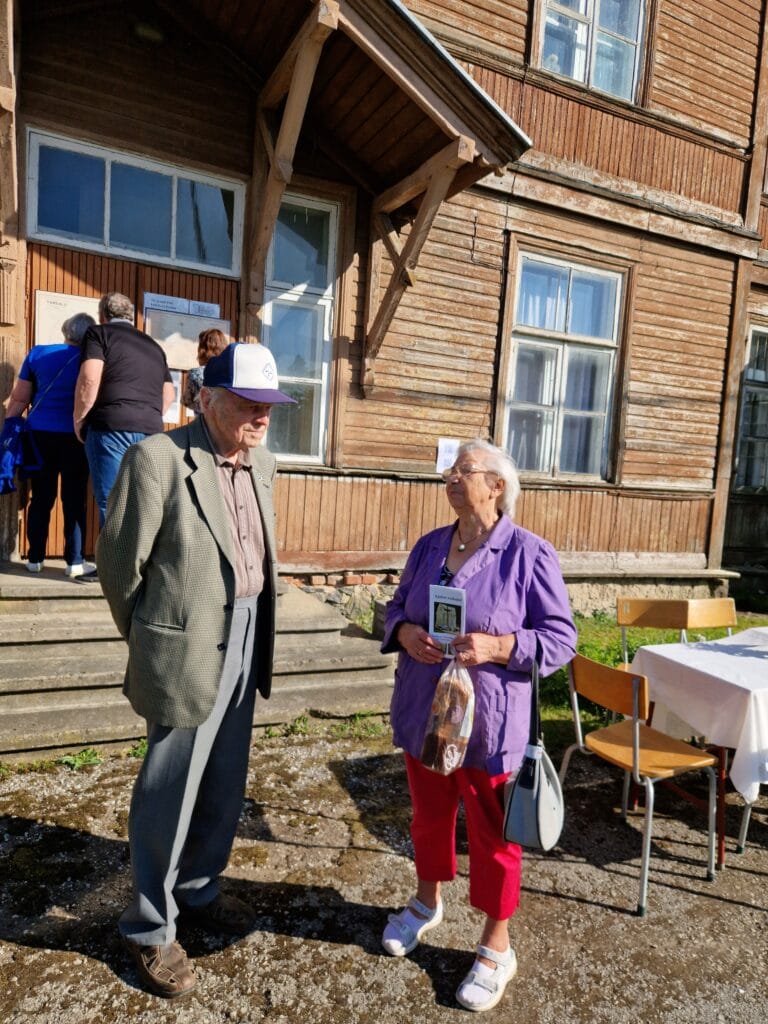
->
xmin=343 ymin=186 xmax=732 ymax=497
xmin=21 ymin=2 xmax=254 ymax=177
xmin=649 ymin=0 xmax=763 ymax=146
xmin=405 ymin=0 xmax=528 ymax=61
xmin=466 ymin=67 xmax=746 ymax=215
xmin=274 ymin=474 xmax=711 ymax=571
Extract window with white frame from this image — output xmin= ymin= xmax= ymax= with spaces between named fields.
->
xmin=261 ymin=195 xmax=338 ymax=462
xmin=27 ymin=130 xmax=244 ymax=276
xmin=504 ymin=253 xmax=622 ymax=478
xmin=540 ymin=0 xmax=644 ymax=102
xmin=734 ymin=328 xmax=768 ymax=491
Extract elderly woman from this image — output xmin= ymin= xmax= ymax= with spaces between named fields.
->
xmin=182 ymin=328 xmax=229 ymax=415
xmin=4 ymin=312 xmax=95 ymax=576
xmin=380 ymin=438 xmax=576 ymax=1013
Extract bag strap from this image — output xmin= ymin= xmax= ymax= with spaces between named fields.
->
xmin=28 ymin=351 xmax=80 ymax=418
xmin=527 ymin=661 xmax=541 ymax=748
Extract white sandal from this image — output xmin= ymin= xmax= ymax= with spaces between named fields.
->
xmin=381 ymin=897 xmax=443 ymax=957
xmin=455 ymin=944 xmax=517 ymax=1012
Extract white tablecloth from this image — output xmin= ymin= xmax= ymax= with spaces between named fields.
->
xmin=631 ymin=627 xmax=768 ymax=803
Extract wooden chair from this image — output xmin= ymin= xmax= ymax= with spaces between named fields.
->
xmin=617 ymin=597 xmax=737 ymax=867
xmin=560 ymin=654 xmax=718 ymax=916
xmin=616 ymin=597 xmax=736 ymax=669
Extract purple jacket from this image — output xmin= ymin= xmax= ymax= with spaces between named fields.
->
xmin=382 ymin=517 xmax=577 ymax=775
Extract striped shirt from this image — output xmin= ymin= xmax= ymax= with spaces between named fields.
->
xmin=202 ymin=420 xmax=265 ymax=599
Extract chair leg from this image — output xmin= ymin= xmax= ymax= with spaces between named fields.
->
xmin=704 ymin=766 xmax=716 ymax=882
xmin=621 ymin=770 xmax=631 ymax=818
xmin=737 ymin=801 xmax=753 ymax=854
xmin=558 ymin=742 xmax=578 ymax=785
xmin=637 ymin=778 xmax=655 ymax=917
xmin=715 ymin=747 xmax=727 ymax=870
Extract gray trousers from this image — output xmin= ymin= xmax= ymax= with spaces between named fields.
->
xmin=119 ymin=595 xmax=259 ymax=946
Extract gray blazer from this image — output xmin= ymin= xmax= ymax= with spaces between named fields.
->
xmin=96 ymin=415 xmax=278 ymax=728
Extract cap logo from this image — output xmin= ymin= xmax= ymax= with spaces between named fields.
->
xmin=262 ymin=362 xmax=275 ymax=383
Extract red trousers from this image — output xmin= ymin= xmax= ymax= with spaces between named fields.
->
xmin=405 ymin=752 xmax=523 ymax=920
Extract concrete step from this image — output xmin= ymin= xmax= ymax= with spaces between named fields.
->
xmin=0 ymin=636 xmax=392 ymax=691
xmin=0 ymin=646 xmax=394 ymax=710
xmin=0 ymin=613 xmax=121 ymax=645
xmin=0 ymin=673 xmax=395 ymax=759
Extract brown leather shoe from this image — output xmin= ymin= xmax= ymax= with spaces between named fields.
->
xmin=180 ymin=892 xmax=255 ymax=935
xmin=123 ymin=937 xmax=196 ymax=998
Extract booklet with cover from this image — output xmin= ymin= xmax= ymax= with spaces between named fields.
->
xmin=429 ymin=584 xmax=466 ymax=652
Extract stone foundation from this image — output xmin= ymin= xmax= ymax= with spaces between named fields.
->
xmin=280 ymin=571 xmax=733 ymax=632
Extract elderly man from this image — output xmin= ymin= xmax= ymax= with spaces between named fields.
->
xmin=74 ymin=291 xmax=175 ymax=529
xmin=97 ymin=342 xmax=294 ymax=999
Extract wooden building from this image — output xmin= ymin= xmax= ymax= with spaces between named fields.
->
xmin=1 ymin=0 xmax=766 ymax=604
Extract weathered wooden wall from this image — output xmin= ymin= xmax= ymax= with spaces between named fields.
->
xmin=21 ymin=2 xmax=254 ymax=177
xmin=8 ymin=0 xmax=762 ymax=575
xmin=274 ymin=473 xmax=711 ymax=571
xmin=649 ymin=0 xmax=762 ymax=146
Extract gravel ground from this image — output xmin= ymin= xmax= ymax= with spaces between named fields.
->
xmin=0 ymin=729 xmax=766 ymax=1024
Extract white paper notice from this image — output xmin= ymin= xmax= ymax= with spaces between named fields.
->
xmin=436 ymin=438 xmax=460 ymax=474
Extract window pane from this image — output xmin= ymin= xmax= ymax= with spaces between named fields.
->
xmin=569 ymin=272 xmax=618 ymax=338
xmin=742 ymin=388 xmax=768 ymax=439
xmin=268 ymin=382 xmax=320 ymax=457
xmin=737 ymin=436 xmax=768 ymax=489
xmin=542 ymin=13 xmax=588 ymax=80
xmin=518 ymin=261 xmax=568 ymax=331
xmin=267 ymin=302 xmax=324 ymax=379
xmin=176 ymin=179 xmax=234 ymax=268
xmin=508 ymin=408 xmax=555 ymax=472
xmin=513 ymin=344 xmax=557 ymax=405
xmin=594 ymin=31 xmax=636 ymax=99
xmin=598 ymin=0 xmax=641 ymax=41
xmin=272 ymin=203 xmax=330 ymax=289
xmin=37 ymin=146 xmax=104 ymax=242
xmin=746 ymin=331 xmax=768 ymax=382
xmin=110 ymin=163 xmax=171 ymax=256
xmin=560 ymin=414 xmax=604 ymax=474
xmin=552 ymin=0 xmax=588 ymax=14
xmin=565 ymin=348 xmax=612 ymax=412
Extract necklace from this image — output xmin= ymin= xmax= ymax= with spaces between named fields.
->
xmin=456 ymin=519 xmax=496 ymax=552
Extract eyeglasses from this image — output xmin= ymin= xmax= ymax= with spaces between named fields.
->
xmin=441 ymin=463 xmax=497 ymax=481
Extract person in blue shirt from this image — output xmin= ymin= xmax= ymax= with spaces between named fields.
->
xmin=4 ymin=312 xmax=95 ymax=576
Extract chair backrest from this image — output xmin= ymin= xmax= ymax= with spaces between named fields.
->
xmin=616 ymin=598 xmax=690 ymax=630
xmin=685 ymin=597 xmax=737 ymax=631
xmin=616 ymin=596 xmax=737 ymax=665
xmin=569 ymin=654 xmax=649 ymax=720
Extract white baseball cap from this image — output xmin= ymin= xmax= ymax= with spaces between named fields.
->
xmin=203 ymin=342 xmax=296 ymax=404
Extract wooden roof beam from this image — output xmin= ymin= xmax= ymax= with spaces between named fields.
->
xmin=373 ymin=135 xmax=475 ymax=215
xmin=260 ymin=0 xmax=339 ymax=111
xmin=244 ymin=2 xmax=338 ymax=338
xmin=362 ymin=156 xmax=466 ymax=396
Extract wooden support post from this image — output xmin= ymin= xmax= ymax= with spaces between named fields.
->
xmin=744 ymin=8 xmax=768 ymax=232
xmin=362 ymin=137 xmax=475 ymax=395
xmin=242 ymin=1 xmax=338 ymax=343
xmin=708 ymin=257 xmax=752 ymax=569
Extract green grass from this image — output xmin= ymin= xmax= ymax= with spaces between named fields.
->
xmin=56 ymin=747 xmax=102 ymax=771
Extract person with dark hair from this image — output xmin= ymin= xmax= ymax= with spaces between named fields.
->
xmin=182 ymin=328 xmax=229 ymax=415
xmin=4 ymin=312 xmax=95 ymax=576
xmin=380 ymin=439 xmax=576 ymax=1013
xmin=74 ymin=292 xmax=175 ymax=534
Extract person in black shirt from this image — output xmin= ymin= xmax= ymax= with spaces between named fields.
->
xmin=74 ymin=292 xmax=174 ymax=530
